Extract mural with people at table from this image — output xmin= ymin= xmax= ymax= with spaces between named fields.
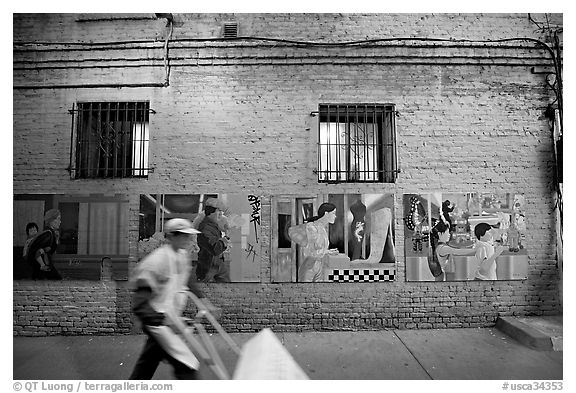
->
xmin=403 ymin=193 xmax=528 ymax=281
xmin=271 ymin=193 xmax=396 ymax=283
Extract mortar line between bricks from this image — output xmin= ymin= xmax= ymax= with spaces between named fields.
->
xmin=393 ymin=330 xmax=433 ymax=380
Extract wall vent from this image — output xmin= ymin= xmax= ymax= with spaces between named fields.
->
xmin=223 ymin=22 xmax=239 ymax=38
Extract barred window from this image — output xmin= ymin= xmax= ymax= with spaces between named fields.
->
xmin=70 ymin=102 xmax=151 ymax=179
xmin=318 ymin=104 xmax=397 ymax=183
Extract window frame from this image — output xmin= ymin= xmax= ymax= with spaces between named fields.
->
xmin=316 ymin=103 xmax=398 ymax=184
xmin=68 ymin=101 xmax=152 ymax=179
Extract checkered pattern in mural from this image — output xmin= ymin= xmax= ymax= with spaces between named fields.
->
xmin=328 ymin=269 xmax=395 ymax=282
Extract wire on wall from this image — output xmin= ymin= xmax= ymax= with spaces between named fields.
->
xmin=527 ymin=14 xmax=563 ymax=247
xmin=162 ymin=16 xmax=174 ymax=87
xmin=14 ymin=36 xmax=559 ymax=90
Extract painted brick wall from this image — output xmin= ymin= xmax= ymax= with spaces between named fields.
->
xmin=13 ymin=13 xmax=562 ymax=336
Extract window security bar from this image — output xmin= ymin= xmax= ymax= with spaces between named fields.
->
xmin=310 ymin=109 xmax=401 ymax=117
xmin=317 ymin=104 xmax=398 ymax=183
xmin=68 ymin=102 xmax=154 ymax=179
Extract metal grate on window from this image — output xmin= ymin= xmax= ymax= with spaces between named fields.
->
xmin=69 ymin=102 xmax=152 ymax=179
xmin=317 ymin=104 xmax=397 ymax=183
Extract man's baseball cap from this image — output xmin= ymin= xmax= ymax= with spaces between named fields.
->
xmin=164 ymin=218 xmax=201 ymax=234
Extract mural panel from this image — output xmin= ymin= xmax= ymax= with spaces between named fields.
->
xmin=271 ymin=193 xmax=395 ymax=283
xmin=13 ymin=194 xmax=129 ymax=280
xmin=404 ymin=193 xmax=528 ymax=281
xmin=138 ymin=193 xmax=262 ymax=283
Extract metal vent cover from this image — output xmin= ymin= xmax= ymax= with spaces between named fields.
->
xmin=222 ymin=22 xmax=238 ymax=38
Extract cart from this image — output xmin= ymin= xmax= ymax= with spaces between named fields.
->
xmin=166 ymin=291 xmax=309 ymax=380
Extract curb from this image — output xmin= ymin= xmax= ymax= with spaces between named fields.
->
xmin=495 ymin=317 xmax=554 ymax=351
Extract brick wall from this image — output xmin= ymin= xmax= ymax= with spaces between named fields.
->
xmin=13 ymin=13 xmax=562 ymax=335
xmin=13 ymin=280 xmax=132 ymax=336
xmin=13 ymin=277 xmax=559 ymax=336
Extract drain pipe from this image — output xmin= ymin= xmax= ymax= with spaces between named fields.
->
xmin=155 ymin=13 xmax=174 ymax=87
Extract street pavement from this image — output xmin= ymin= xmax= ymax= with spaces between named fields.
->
xmin=13 ymin=326 xmax=562 ymax=381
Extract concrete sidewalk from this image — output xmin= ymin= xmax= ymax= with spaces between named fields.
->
xmin=13 ymin=324 xmax=562 ymax=380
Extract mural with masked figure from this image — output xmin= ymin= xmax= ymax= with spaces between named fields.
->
xmin=138 ymin=194 xmax=262 ymax=283
xmin=271 ymin=193 xmax=395 ymax=283
xmin=404 ymin=193 xmax=528 ymax=282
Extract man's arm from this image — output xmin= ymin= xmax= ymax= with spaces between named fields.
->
xmin=132 ymin=279 xmax=165 ymax=326
xmin=197 ymin=224 xmax=228 ymax=256
xmin=26 ymin=230 xmax=52 ymax=263
xmin=207 ymin=227 xmax=228 ymax=256
xmin=445 ymin=245 xmax=476 ymax=256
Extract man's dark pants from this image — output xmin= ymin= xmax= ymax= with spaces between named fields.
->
xmin=129 ymin=331 xmax=198 ymax=380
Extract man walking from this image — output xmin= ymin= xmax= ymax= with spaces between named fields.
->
xmin=129 ymin=218 xmax=217 ymax=380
